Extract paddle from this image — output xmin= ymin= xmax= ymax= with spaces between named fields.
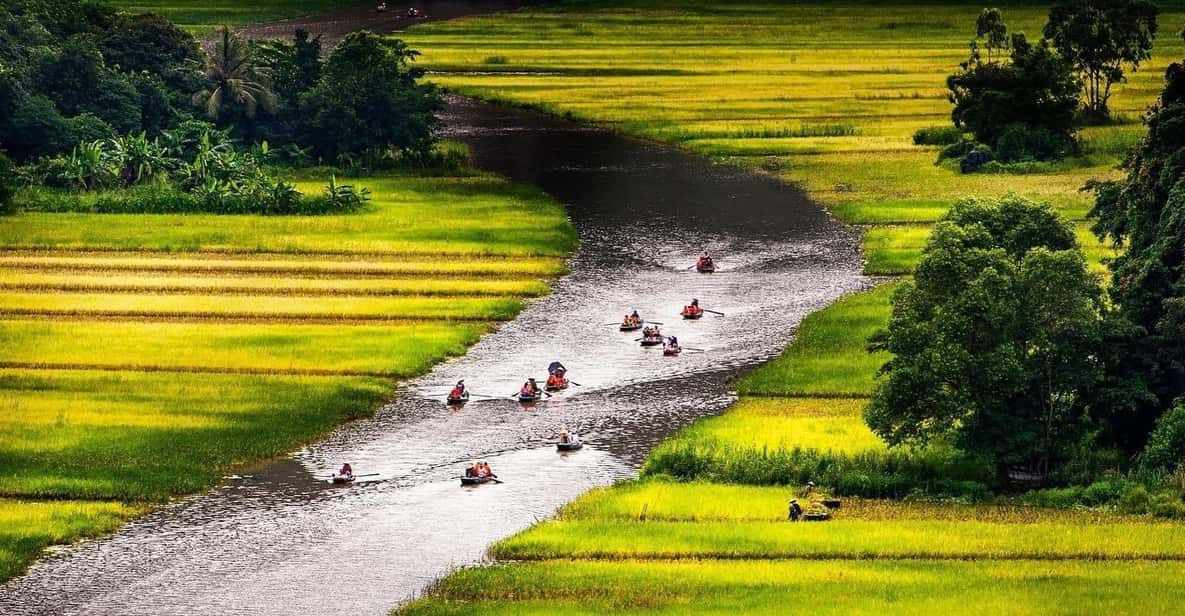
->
xmin=647 ymin=321 xmax=664 ymax=325
xmin=703 ymin=309 xmax=725 ymax=316
xmin=568 ymin=381 xmax=583 ymax=386
xmin=683 ymin=347 xmax=706 ymax=353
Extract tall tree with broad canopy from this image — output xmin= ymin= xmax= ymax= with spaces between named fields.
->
xmin=1089 ymin=43 xmax=1185 ymax=453
xmin=948 ymin=22 xmax=1080 ymax=161
xmin=1044 ymin=0 xmax=1158 ymax=122
xmin=867 ymin=196 xmax=1105 ymax=476
xmin=298 ymin=32 xmax=440 ymax=162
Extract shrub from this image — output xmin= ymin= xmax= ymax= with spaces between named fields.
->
xmin=1140 ymin=403 xmax=1185 ymax=474
xmin=912 ymin=125 xmax=964 ymax=146
xmin=994 ymin=124 xmax=1075 ymax=162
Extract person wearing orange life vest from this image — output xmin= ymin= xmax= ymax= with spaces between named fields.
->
xmin=546 ymin=370 xmax=567 ymax=389
xmin=682 ymin=298 xmax=704 ymax=318
xmin=448 ymin=379 xmax=466 ymax=399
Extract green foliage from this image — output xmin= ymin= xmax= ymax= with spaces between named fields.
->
xmin=0 ymin=151 xmax=14 ymax=214
xmin=98 ymin=12 xmax=201 ymax=85
xmin=298 ymin=32 xmax=441 ymax=162
xmin=1141 ymin=403 xmax=1185 ymax=474
xmin=867 ymin=196 xmax=1105 ymax=475
xmin=1045 ymin=0 xmax=1159 ymax=122
xmin=192 ymin=27 xmax=276 ymax=130
xmin=911 ymin=125 xmax=963 ymax=146
xmin=1088 ymin=56 xmax=1185 ymax=454
xmin=947 ymin=13 xmax=1080 ymax=162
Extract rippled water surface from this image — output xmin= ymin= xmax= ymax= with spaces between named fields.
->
xmin=2 ymin=97 xmax=866 ymax=615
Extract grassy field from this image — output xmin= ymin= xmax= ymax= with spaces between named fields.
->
xmin=110 ymin=0 xmax=356 ymax=32
xmin=399 ymin=2 xmax=1185 ymax=612
xmin=0 ymin=171 xmax=574 ymax=580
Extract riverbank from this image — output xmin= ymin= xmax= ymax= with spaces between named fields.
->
xmin=0 ymin=167 xmax=575 ymax=582
xmin=398 ymin=1 xmax=1185 ymax=611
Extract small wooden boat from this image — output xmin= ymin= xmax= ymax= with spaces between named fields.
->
xmin=446 ymin=392 xmax=470 ymax=405
xmin=619 ymin=322 xmax=643 ymax=332
xmin=517 ymin=392 xmax=543 ymax=402
xmin=696 ymin=262 xmax=717 ymax=273
xmin=461 ymin=475 xmax=496 ymax=486
xmin=682 ymin=311 xmax=704 ymax=320
xmin=331 ymin=475 xmax=355 ymax=484
xmin=640 ymin=337 xmax=664 ymax=347
xmin=663 ymin=346 xmax=682 ymax=356
xmin=556 ymin=441 xmax=583 ymax=452
xmin=544 ymin=380 xmax=569 ymax=392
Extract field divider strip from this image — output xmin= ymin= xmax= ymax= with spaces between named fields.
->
xmin=0 ymin=361 xmax=398 ymax=378
xmin=491 ymin=552 xmax=1185 ymax=563
xmin=0 ymin=246 xmax=560 ymax=261
xmin=0 ymin=262 xmax=553 ymax=279
xmin=0 ymin=284 xmax=531 ymax=298
xmin=0 ymin=310 xmax=504 ymax=324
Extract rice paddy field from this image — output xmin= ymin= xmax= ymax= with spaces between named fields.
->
xmin=109 ymin=0 xmax=358 ymax=32
xmin=399 ymin=1 xmax=1185 ymax=612
xmin=0 ymin=171 xmax=575 ymax=581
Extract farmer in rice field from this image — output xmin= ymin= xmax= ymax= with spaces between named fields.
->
xmin=788 ymin=498 xmax=802 ymax=522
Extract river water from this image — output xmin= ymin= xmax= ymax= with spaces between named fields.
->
xmin=2 ymin=98 xmax=865 ymax=616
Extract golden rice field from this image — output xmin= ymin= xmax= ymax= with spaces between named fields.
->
xmin=0 ymin=171 xmax=575 ymax=581
xmin=399 ymin=2 xmax=1185 ymax=612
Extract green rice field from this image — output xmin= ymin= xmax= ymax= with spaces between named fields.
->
xmin=399 ymin=2 xmax=1185 ymax=612
xmin=110 ymin=0 xmax=355 ymax=32
xmin=0 ymin=171 xmax=575 ymax=580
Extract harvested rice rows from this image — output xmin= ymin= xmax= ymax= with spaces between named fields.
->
xmin=0 ymin=172 xmax=574 ymax=580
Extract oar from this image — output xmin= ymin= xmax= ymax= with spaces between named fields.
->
xmin=647 ymin=321 xmax=664 ymax=325
xmin=703 ymin=309 xmax=725 ymax=316
xmin=683 ymin=347 xmax=706 ymax=352
xmin=568 ymin=381 xmax=583 ymax=386
xmin=353 ymin=473 xmax=381 ymax=478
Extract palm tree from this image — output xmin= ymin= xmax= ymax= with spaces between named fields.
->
xmin=192 ymin=27 xmax=277 ymax=121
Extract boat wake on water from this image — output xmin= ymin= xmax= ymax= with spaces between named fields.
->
xmin=2 ymin=96 xmax=866 ymax=615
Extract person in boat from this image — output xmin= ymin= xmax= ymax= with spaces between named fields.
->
xmin=665 ymin=336 xmax=680 ymax=351
xmin=465 ymin=462 xmax=479 ymax=478
xmin=406 ymin=6 xmax=420 ymax=17
xmin=521 ymin=378 xmax=541 ymax=397
xmin=476 ymin=462 xmax=489 ymax=478
xmin=788 ymin=498 xmax=802 ymax=522
xmin=449 ymin=379 xmax=467 ymax=400
xmin=631 ymin=310 xmax=641 ymax=326
xmin=337 ymin=463 xmax=354 ymax=480
xmin=696 ymin=253 xmax=714 ymax=270
xmin=682 ymin=298 xmax=704 ymax=318
xmin=546 ymin=366 xmax=568 ymax=389
xmin=559 ymin=430 xmax=571 ymax=444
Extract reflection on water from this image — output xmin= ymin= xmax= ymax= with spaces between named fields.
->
xmin=2 ymin=97 xmax=866 ymax=615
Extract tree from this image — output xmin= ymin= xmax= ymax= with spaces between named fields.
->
xmin=1088 ymin=53 xmax=1185 ymax=453
xmin=948 ymin=24 xmax=1080 ymax=161
xmin=99 ymin=13 xmax=201 ymax=78
xmin=192 ymin=27 xmax=276 ymax=131
xmin=976 ymin=8 xmax=1009 ymax=64
xmin=867 ymin=196 xmax=1105 ymax=476
xmin=298 ymin=32 xmax=440 ymax=161
xmin=1045 ymin=0 xmax=1158 ymax=122
xmin=0 ymin=151 xmax=15 ymax=214
xmin=258 ymin=29 xmax=322 ymax=107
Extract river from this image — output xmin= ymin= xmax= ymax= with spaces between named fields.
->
xmin=1 ymin=29 xmax=866 ymax=616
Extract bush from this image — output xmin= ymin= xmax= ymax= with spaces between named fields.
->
xmin=937 ymin=139 xmax=991 ymax=162
xmin=994 ymin=124 xmax=1075 ymax=162
xmin=1140 ymin=403 xmax=1185 ymax=474
xmin=912 ymin=125 xmax=964 ymax=146
xmin=641 ymin=440 xmax=995 ymax=499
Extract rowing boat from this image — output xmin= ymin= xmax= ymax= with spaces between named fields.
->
xmin=517 ymin=392 xmax=543 ymax=402
xmin=619 ymin=323 xmax=643 ymax=331
xmin=663 ymin=346 xmax=682 ymax=356
xmin=557 ymin=441 xmax=583 ymax=451
xmin=331 ymin=475 xmax=354 ymax=484
xmin=696 ymin=263 xmax=716 ymax=273
xmin=682 ymin=311 xmax=703 ymax=320
xmin=461 ymin=475 xmax=496 ymax=486
xmin=640 ymin=337 xmax=664 ymax=347
xmin=446 ymin=392 xmax=470 ymax=405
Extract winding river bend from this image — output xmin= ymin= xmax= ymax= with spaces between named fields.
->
xmin=3 ymin=75 xmax=866 ymax=616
